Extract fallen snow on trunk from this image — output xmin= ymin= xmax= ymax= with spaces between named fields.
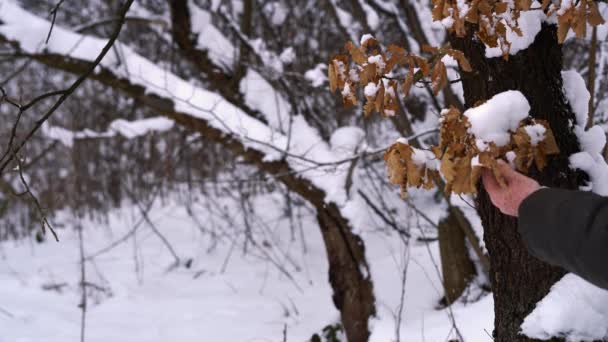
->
xmin=521 ymin=69 xmax=608 ymax=341
xmin=563 ymin=70 xmax=608 ymax=195
xmin=521 ymin=274 xmax=608 ymax=341
xmin=485 ymin=2 xmax=545 ymax=58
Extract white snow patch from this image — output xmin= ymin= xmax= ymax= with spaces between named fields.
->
xmin=263 ymin=1 xmax=289 ymax=26
xmin=522 ymin=274 xmax=608 ymax=342
xmin=42 ymin=117 xmax=174 ymax=146
xmin=562 ymin=70 xmax=591 ymax=126
xmin=523 ymin=124 xmax=546 ymax=146
xmin=304 ymin=63 xmax=327 ymax=87
xmin=279 ymin=47 xmax=296 ymax=64
xmin=330 ymin=126 xmax=365 ymax=154
xmin=485 ymin=3 xmax=545 ymax=58
xmin=367 ymin=55 xmax=386 ymax=71
xmin=464 ymin=90 xmax=530 ymax=146
xmin=360 ymin=33 xmax=374 ymax=45
xmin=364 ymin=82 xmax=379 ymax=98
xmin=523 ymin=68 xmax=608 ymax=341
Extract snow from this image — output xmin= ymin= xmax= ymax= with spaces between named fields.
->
xmin=485 ymin=2 xmax=545 ymax=58
xmin=562 ymin=70 xmax=591 ymax=126
xmin=464 ymin=90 xmax=530 ymax=147
xmin=188 ymin=4 xmax=236 ymax=70
xmin=522 ymin=69 xmax=608 ymax=341
xmin=505 ymin=150 xmax=517 ymax=166
xmin=110 ymin=117 xmax=174 ymax=139
xmin=263 ymin=1 xmax=289 ymax=26
xmin=561 ymin=69 xmax=608 ymax=195
xmin=330 ymin=126 xmax=365 ymax=154
xmin=367 ymin=55 xmax=386 ymax=71
xmin=341 ymin=82 xmax=353 ymax=98
xmin=522 ymin=274 xmax=608 ymax=341
xmin=41 ymin=117 xmax=174 ymax=147
xmin=523 ymin=123 xmax=546 ymax=146
xmin=411 ymin=147 xmax=440 ymax=170
xmin=0 ymin=190 xmax=496 ymax=342
xmin=250 ymin=38 xmax=285 ymax=75
xmin=279 ymin=47 xmax=296 ymax=64
xmin=359 ymin=0 xmax=380 ymax=30
xmin=0 ymin=0 xmax=360 ymax=219
xmin=360 ymin=33 xmax=375 ymax=45
xmin=364 ymin=82 xmax=379 ymax=98
xmin=304 ymin=63 xmax=327 ymax=87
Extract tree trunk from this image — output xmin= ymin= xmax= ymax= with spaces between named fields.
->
xmin=317 ymin=204 xmax=376 ymax=342
xmin=451 ymin=25 xmax=584 ymax=341
xmin=438 ymin=207 xmax=477 ymax=304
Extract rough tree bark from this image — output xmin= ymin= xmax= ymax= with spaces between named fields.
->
xmin=451 ymin=25 xmax=584 ymax=341
xmin=438 ymin=207 xmax=477 ymax=304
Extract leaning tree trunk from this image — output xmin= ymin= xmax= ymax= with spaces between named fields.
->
xmin=451 ymin=25 xmax=584 ymax=341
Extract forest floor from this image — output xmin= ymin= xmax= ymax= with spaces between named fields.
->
xmin=0 ymin=194 xmax=494 ymax=342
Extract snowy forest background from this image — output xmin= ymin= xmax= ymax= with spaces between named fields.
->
xmin=1 ymin=0 xmax=608 ymax=341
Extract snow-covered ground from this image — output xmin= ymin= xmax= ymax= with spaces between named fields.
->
xmin=0 ymin=194 xmax=494 ymax=342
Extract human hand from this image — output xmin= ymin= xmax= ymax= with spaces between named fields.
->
xmin=481 ymin=161 xmax=541 ymax=217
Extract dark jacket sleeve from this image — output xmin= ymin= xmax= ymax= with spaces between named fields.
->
xmin=518 ymin=187 xmax=608 ymax=289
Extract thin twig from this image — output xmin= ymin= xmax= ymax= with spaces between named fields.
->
xmin=77 ymin=222 xmax=87 ymax=342
xmin=0 ymin=0 xmax=135 ymax=176
xmin=46 ymin=0 xmax=66 ymax=44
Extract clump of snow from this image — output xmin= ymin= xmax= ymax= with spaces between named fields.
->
xmin=570 ymin=151 xmax=608 ymax=195
xmin=364 ymin=82 xmax=379 ymax=97
xmin=440 ymin=15 xmax=455 ymax=29
xmin=523 ymin=124 xmax=546 ymax=146
xmin=341 ymin=82 xmax=353 ymax=97
xmin=505 ymin=150 xmax=517 ymax=166
xmin=367 ymin=55 xmax=385 ymax=71
xmin=395 ymin=137 xmax=409 ymax=145
xmin=412 ymin=147 xmax=439 ymax=170
xmin=485 ymin=2 xmax=544 ymax=58
xmin=522 ymin=274 xmax=608 ymax=341
xmin=304 ymin=63 xmax=327 ymax=87
xmin=464 ymin=90 xmax=530 ymax=146
xmin=360 ymin=33 xmax=374 ymax=45
xmin=263 ymin=1 xmax=288 ymax=26
xmin=110 ymin=117 xmax=174 ymax=139
xmin=42 ymin=117 xmax=174 ymax=147
xmin=575 ymin=125 xmax=606 ymax=156
xmin=250 ymin=38 xmax=284 ymax=75
xmin=188 ymin=4 xmax=236 ymax=70
xmin=330 ymin=126 xmax=365 ymax=154
xmin=279 ymin=47 xmax=296 ymax=64
xmin=562 ymin=70 xmax=591 ymax=126
xmin=349 ymin=68 xmax=360 ymax=82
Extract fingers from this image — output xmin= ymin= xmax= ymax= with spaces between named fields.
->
xmin=482 ymin=167 xmax=500 ymax=194
xmin=495 ymin=159 xmax=519 ymax=183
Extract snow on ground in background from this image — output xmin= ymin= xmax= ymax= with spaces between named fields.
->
xmin=485 ymin=2 xmax=544 ymax=58
xmin=1 ymin=193 xmax=494 ymax=342
xmin=330 ymin=126 xmax=365 ymax=154
xmin=522 ymin=274 xmax=608 ymax=341
xmin=463 ymin=90 xmax=530 ymax=147
xmin=521 ymin=69 xmax=608 ymax=341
